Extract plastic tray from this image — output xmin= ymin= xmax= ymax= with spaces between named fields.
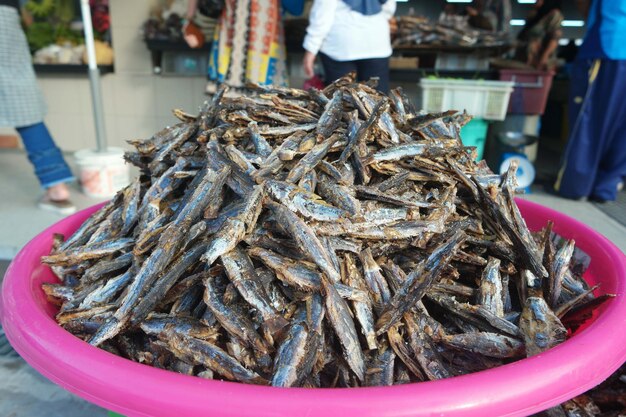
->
xmin=1 ymin=200 xmax=625 ymax=417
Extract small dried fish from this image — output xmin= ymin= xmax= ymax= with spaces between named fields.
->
xmin=44 ymin=74 xmax=600 ymax=389
xmin=519 ymin=297 xmax=567 ymax=357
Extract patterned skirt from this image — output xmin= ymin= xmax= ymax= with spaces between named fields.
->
xmin=207 ymin=0 xmax=288 ymax=90
xmin=0 ymin=6 xmax=47 ymax=127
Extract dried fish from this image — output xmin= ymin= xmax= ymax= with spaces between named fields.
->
xmin=43 ymin=74 xmax=600 ymax=389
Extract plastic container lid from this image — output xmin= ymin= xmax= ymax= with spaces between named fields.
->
xmin=74 ymin=147 xmax=126 ymax=165
xmin=498 ymin=131 xmax=539 ymax=148
xmin=1 ymin=200 xmax=625 ymax=417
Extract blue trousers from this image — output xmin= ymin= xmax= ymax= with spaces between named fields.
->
xmin=17 ymin=122 xmax=75 ymax=189
xmin=556 ymin=59 xmax=626 ymax=200
xmin=319 ymin=53 xmax=390 ymax=93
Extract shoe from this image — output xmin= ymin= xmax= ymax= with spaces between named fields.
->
xmin=38 ymin=196 xmax=77 ymax=215
xmin=588 ymin=196 xmax=609 ymax=204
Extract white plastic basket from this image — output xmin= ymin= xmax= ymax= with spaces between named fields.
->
xmin=419 ymin=78 xmax=514 ymax=121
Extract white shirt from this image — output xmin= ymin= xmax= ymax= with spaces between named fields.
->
xmin=303 ymin=0 xmax=396 ymax=61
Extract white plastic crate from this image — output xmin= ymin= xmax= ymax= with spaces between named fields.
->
xmin=419 ymin=78 xmax=514 ymax=121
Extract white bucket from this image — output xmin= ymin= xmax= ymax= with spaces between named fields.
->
xmin=74 ymin=147 xmax=130 ymax=198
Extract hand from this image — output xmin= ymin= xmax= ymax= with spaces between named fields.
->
xmin=466 ymin=6 xmax=478 ymax=16
xmin=389 ymin=17 xmax=398 ymax=35
xmin=183 ymin=21 xmax=201 ymax=48
xmin=303 ymin=51 xmax=316 ymax=79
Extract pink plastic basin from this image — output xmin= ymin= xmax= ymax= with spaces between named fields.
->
xmin=1 ymin=199 xmax=625 ymax=417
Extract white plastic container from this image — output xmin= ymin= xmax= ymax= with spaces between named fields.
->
xmin=419 ymin=78 xmax=514 ymax=121
xmin=74 ymin=147 xmax=130 ymax=198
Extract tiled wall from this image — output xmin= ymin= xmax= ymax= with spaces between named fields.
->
xmin=35 ymin=0 xmax=210 ymax=152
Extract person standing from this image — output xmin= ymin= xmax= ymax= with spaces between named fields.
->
xmin=185 ymin=0 xmax=292 ymax=91
xmin=302 ymin=0 xmax=396 ymax=93
xmin=554 ymin=0 xmax=626 ymax=202
xmin=514 ymin=0 xmax=563 ymax=70
xmin=0 ymin=0 xmax=75 ymax=214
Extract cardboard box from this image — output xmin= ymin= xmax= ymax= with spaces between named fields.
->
xmin=389 ymin=56 xmax=419 ymax=70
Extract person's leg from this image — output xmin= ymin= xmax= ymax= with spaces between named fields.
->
xmin=319 ymin=53 xmax=357 ymax=86
xmin=17 ymin=122 xmax=75 ymax=201
xmin=588 ymin=60 xmax=626 ymax=201
xmin=554 ymin=59 xmax=597 ymax=199
xmin=355 ymin=57 xmax=390 ymax=93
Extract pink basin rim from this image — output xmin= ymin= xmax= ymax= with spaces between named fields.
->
xmin=1 ymin=199 xmax=625 ymax=417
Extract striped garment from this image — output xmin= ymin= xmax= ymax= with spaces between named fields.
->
xmin=0 ymin=5 xmax=47 ymax=128
xmin=207 ymin=0 xmax=288 ymax=91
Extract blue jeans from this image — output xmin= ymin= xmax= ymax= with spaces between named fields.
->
xmin=17 ymin=122 xmax=75 ymax=189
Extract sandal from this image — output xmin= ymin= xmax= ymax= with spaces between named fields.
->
xmin=38 ymin=196 xmax=77 ymax=215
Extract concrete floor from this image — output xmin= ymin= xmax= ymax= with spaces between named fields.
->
xmin=0 ymin=357 xmax=108 ymax=417
xmin=0 ymin=149 xmax=624 ymax=417
xmin=0 ymin=150 xmax=111 ymax=260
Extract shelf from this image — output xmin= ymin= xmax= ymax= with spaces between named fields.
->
xmin=144 ymin=39 xmax=211 ymax=75
xmin=145 ymin=39 xmax=212 ymax=52
xmin=393 ymin=43 xmax=513 ymax=56
xmin=33 ymin=64 xmax=115 ymax=75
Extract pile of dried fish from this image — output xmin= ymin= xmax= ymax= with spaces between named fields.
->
xmin=42 ymin=73 xmax=608 ymax=388
xmin=393 ymin=16 xmax=510 ymax=48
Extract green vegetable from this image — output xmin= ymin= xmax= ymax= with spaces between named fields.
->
xmin=55 ymin=0 xmax=75 ymax=25
xmin=25 ymin=22 xmax=55 ymax=52
xmin=25 ymin=0 xmax=55 ymax=18
xmin=54 ymin=26 xmax=84 ymax=44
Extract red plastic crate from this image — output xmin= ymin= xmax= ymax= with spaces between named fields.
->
xmin=499 ymin=69 xmax=555 ymax=115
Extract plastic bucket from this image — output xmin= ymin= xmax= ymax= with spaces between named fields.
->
xmin=460 ymin=118 xmax=489 ymax=160
xmin=1 ymin=200 xmax=626 ymax=417
xmin=74 ymin=148 xmax=130 ymax=198
xmin=499 ymin=69 xmax=555 ymax=115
